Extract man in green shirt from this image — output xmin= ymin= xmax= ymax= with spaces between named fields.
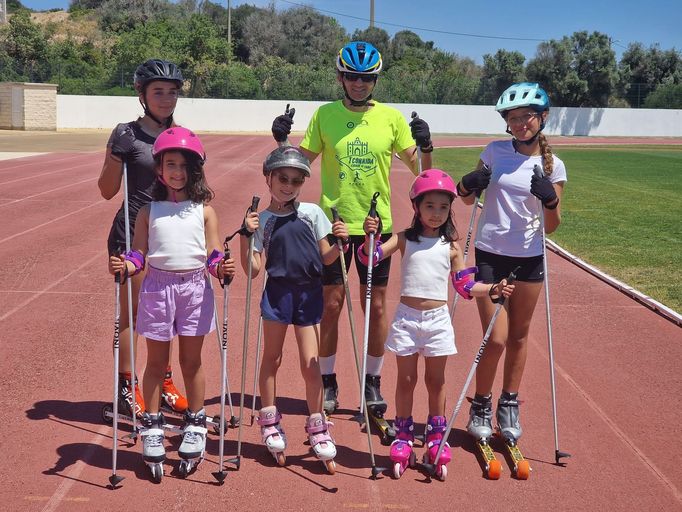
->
xmin=271 ymin=41 xmax=433 ymax=424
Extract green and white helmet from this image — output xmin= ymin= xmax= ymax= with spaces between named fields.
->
xmin=495 ymin=82 xmax=550 ymax=116
xmin=262 ymin=146 xmax=311 ymax=177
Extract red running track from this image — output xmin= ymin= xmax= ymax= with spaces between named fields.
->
xmin=0 ymin=134 xmax=681 ymax=511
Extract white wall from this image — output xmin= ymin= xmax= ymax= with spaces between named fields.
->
xmin=56 ymin=95 xmax=682 ymax=137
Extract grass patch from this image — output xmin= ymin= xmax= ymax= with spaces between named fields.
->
xmin=434 ymin=145 xmax=682 ymax=313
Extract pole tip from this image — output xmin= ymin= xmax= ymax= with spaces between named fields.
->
xmin=108 ymin=474 xmax=124 ymax=488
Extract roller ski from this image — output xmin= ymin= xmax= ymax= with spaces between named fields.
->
xmin=322 ymin=373 xmax=339 ymax=416
xmin=496 ymin=392 xmax=530 ymax=480
xmin=305 ymin=413 xmax=337 ymax=474
xmin=421 ymin=415 xmax=452 ymax=481
xmin=467 ymin=393 xmax=502 ymax=480
xmin=365 ymin=374 xmax=395 ymax=445
xmin=101 ymin=372 xmax=147 ymax=429
xmin=178 ymin=409 xmax=208 ymax=477
xmin=389 ymin=416 xmax=415 ymax=479
xmin=140 ymin=412 xmax=165 ymax=482
xmin=258 ymin=406 xmax=287 ymax=466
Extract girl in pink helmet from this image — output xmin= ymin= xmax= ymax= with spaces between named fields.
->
xmin=109 ymin=127 xmax=236 ymax=481
xmin=362 ymin=169 xmax=515 ymax=480
xmin=98 ymin=59 xmax=188 ymax=421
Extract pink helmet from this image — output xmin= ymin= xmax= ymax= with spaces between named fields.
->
xmin=152 ymin=127 xmax=206 ymax=161
xmin=409 ymin=169 xmax=457 ymax=201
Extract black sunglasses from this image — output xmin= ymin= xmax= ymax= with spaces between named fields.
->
xmin=342 ymin=72 xmax=377 ymax=83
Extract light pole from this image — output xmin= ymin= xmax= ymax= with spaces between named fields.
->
xmin=1 ymin=0 xmax=7 ymax=24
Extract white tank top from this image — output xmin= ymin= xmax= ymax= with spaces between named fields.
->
xmin=147 ymin=201 xmax=206 ymax=271
xmin=400 ymin=236 xmax=451 ymax=301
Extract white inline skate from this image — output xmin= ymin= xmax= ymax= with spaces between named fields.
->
xmin=140 ymin=412 xmax=165 ymax=482
xmin=305 ymin=413 xmax=337 ymax=474
xmin=258 ymin=406 xmax=287 ymax=466
xmin=178 ymin=409 xmax=208 ymax=477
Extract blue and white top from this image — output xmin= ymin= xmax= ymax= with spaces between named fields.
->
xmin=253 ymin=202 xmax=332 ymax=285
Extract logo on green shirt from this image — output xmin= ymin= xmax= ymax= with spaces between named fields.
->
xmin=335 ymin=137 xmax=377 ymax=185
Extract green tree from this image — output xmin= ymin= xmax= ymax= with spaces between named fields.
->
xmin=97 ymin=0 xmax=173 ymax=33
xmin=618 ymin=43 xmax=682 ymax=107
xmin=643 ymin=82 xmax=682 ymax=109
xmin=526 ymin=31 xmax=618 ymax=107
xmin=279 ymin=7 xmax=346 ymax=67
xmin=477 ymin=49 xmax=525 ymax=105
xmin=5 ymin=9 xmax=48 ymax=81
xmin=242 ymin=7 xmax=283 ymax=65
xmin=203 ymin=61 xmax=260 ymax=99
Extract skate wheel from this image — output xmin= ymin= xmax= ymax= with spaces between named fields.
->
xmin=438 ymin=465 xmax=447 ymax=481
xmin=151 ymin=464 xmax=163 ymax=482
xmin=276 ymin=452 xmax=286 ymax=466
xmin=393 ymin=462 xmax=403 ymax=479
xmin=178 ymin=460 xmax=189 ymax=478
xmin=487 ymin=460 xmax=502 ymax=480
xmin=515 ymin=459 xmax=530 ymax=480
xmin=408 ymin=451 xmax=417 ymax=468
xmin=325 ymin=459 xmax=336 ymax=475
xmin=102 ymin=404 xmax=113 ymax=424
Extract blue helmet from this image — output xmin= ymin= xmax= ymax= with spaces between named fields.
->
xmin=495 ymin=82 xmax=550 ymax=117
xmin=336 ymin=41 xmax=383 ymax=74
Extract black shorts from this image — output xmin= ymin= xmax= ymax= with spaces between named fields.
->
xmin=475 ymin=248 xmax=544 ymax=283
xmin=322 ymin=233 xmax=393 ymax=286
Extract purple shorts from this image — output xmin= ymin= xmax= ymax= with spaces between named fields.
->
xmin=137 ymin=267 xmax=216 ymax=341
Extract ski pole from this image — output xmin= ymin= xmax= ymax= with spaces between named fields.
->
xmin=358 ymin=192 xmax=385 ymax=479
xmin=212 ymin=241 xmax=234 ymax=484
xmin=424 ymin=268 xmax=519 ymax=477
xmin=277 ymin=104 xmax=295 ymax=148
xmin=250 ymin=274 xmax=267 ymax=425
xmin=230 ymin=195 xmax=260 ymax=470
xmin=122 ymin=161 xmax=137 ymax=442
xmin=449 ymin=178 xmax=486 ymax=321
xmin=332 ymin=205 xmax=383 ymax=473
xmin=411 ymin=111 xmax=423 ymax=174
xmin=210 ymin=300 xmax=237 ymax=428
xmin=532 ymin=165 xmax=570 ymax=466
xmin=109 ymin=265 xmax=124 ymax=488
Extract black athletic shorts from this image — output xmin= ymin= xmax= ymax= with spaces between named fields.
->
xmin=322 ymin=233 xmax=393 ymax=286
xmin=475 ymin=248 xmax=544 ymax=283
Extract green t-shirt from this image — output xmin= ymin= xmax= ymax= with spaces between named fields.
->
xmin=301 ymin=100 xmax=414 ymax=235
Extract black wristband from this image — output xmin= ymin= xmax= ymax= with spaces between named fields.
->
xmin=420 ymin=143 xmax=434 ymax=153
xmin=488 ymin=284 xmax=502 ymax=304
xmin=456 ymin=182 xmax=473 ymax=198
xmin=544 ymin=197 xmax=560 ymax=210
xmin=238 ymin=226 xmax=254 ymax=238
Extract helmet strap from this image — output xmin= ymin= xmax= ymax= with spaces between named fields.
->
xmin=342 ymin=82 xmax=372 ymax=107
xmin=139 ymin=92 xmax=174 ymax=128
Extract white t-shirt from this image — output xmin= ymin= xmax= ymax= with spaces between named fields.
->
xmin=475 ymin=140 xmax=567 ymax=257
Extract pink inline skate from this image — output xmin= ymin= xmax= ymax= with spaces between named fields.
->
xmin=422 ymin=415 xmax=451 ymax=480
xmin=390 ymin=416 xmax=415 ymax=479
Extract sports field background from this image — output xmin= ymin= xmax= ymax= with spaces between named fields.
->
xmin=435 ymin=145 xmax=681 ymax=313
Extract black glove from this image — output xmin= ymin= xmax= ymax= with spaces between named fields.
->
xmin=110 ymin=126 xmax=135 ymax=160
xmin=530 ymin=173 xmax=558 ymax=208
xmin=459 ymin=166 xmax=492 ymax=194
xmin=271 ymin=111 xmax=294 ymax=143
xmin=409 ymin=117 xmax=432 ymax=151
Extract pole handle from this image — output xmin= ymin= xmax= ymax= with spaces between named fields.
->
xmin=496 ymin=266 xmax=520 ymax=306
xmin=285 ymin=103 xmax=295 ymax=120
xmin=330 ymin=206 xmax=340 ymax=223
xmin=367 ymin=192 xmax=380 ymax=218
xmin=250 ymin=196 xmax=260 ymax=213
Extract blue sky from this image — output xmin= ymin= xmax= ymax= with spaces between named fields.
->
xmin=18 ymin=0 xmax=682 ymax=64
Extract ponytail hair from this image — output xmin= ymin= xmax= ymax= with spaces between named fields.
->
xmin=538 ymin=132 xmax=554 ymax=176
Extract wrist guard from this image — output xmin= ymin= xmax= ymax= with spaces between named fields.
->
xmin=207 ymin=249 xmax=225 ymax=279
xmin=124 ymin=249 xmax=145 ymax=276
xmin=357 ymin=240 xmax=383 ymax=267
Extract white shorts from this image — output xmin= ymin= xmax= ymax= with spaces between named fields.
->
xmin=385 ymin=303 xmax=456 ymax=358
